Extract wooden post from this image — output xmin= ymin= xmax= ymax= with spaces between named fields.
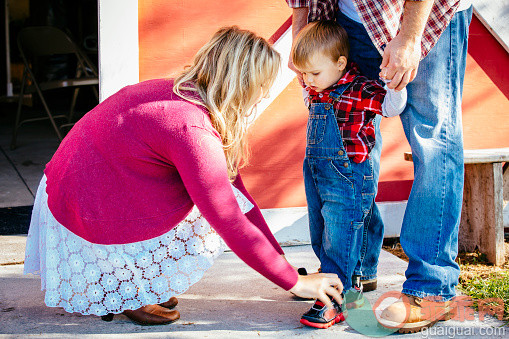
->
xmin=459 ymin=162 xmax=505 ymax=265
xmin=404 ymin=148 xmax=509 ymax=266
xmin=503 ymin=163 xmax=509 ymax=201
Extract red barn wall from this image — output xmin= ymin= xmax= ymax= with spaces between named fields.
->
xmin=138 ymin=2 xmax=509 ymax=209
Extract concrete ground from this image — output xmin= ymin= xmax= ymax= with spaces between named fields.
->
xmin=0 ymin=106 xmax=60 ymax=209
xmin=0 ymin=239 xmax=507 ymax=338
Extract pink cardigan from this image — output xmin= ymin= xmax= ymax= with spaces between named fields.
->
xmin=44 ymin=78 xmax=298 ymax=290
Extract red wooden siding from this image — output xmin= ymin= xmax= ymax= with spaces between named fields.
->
xmin=138 ymin=3 xmax=509 ymax=208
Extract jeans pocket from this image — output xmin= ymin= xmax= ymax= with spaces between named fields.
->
xmin=361 ymin=163 xmax=375 ymax=218
xmin=307 ymin=114 xmax=327 ymax=145
xmin=329 ymin=159 xmax=354 ymax=185
xmin=362 ymin=192 xmax=374 ymax=218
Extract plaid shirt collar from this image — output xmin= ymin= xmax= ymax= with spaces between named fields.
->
xmin=286 ymin=0 xmax=461 ymax=59
xmin=307 ymin=62 xmax=359 ymax=100
xmin=303 ymin=61 xmax=385 ymax=163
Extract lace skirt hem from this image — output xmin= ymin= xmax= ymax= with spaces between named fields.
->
xmin=23 ymin=175 xmax=253 ymax=316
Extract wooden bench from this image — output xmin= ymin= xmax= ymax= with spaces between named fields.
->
xmin=404 ymin=148 xmax=509 ymax=265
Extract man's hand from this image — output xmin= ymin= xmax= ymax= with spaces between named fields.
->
xmin=379 ymin=34 xmax=421 ymax=91
xmin=379 ymin=0 xmax=434 ymax=91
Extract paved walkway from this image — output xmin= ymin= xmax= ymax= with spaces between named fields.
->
xmin=0 ymin=239 xmax=506 ymax=338
xmin=0 ymin=119 xmax=57 ymax=209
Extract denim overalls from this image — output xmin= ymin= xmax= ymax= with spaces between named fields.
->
xmin=303 ymin=83 xmax=376 ymax=290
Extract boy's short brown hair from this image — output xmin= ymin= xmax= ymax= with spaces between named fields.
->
xmin=291 ymin=20 xmax=349 ymax=68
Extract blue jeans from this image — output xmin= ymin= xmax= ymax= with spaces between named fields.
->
xmin=304 ymin=84 xmax=377 ymax=290
xmin=400 ymin=8 xmax=472 ymax=300
xmin=336 ymin=11 xmax=384 ymax=282
xmin=338 ymin=8 xmax=473 ymax=300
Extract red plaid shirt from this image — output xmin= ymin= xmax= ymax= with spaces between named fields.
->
xmin=286 ymin=0 xmax=461 ymax=59
xmin=307 ymin=63 xmax=385 ymax=163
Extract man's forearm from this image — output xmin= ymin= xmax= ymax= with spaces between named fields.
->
xmin=400 ymin=0 xmax=434 ymax=42
xmin=380 ymin=0 xmax=434 ymax=89
xmin=292 ymin=7 xmax=309 ymax=40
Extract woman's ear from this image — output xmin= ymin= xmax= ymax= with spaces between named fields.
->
xmin=337 ymin=56 xmax=348 ymax=71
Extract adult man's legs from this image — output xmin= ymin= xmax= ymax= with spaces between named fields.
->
xmin=399 ymin=7 xmax=472 ymax=301
xmin=380 ymin=9 xmax=472 ymax=333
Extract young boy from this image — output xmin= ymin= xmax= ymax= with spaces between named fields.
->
xmin=291 ymin=20 xmax=407 ymax=328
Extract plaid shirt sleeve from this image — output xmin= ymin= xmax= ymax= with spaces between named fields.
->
xmin=301 ymin=0 xmax=461 ymax=60
xmin=359 ymin=80 xmax=386 ymax=116
xmin=355 ymin=0 xmax=460 ymax=59
xmin=285 ymin=0 xmax=309 ymax=8
xmin=285 ymin=0 xmax=337 ymax=21
xmin=330 ymin=76 xmax=386 ymax=163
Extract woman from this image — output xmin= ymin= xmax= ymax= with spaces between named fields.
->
xmin=24 ymin=26 xmax=343 ymax=325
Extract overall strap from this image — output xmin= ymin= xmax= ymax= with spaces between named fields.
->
xmin=328 ymin=79 xmax=356 ymax=102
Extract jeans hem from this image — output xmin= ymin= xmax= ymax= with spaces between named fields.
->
xmin=360 ymin=273 xmax=377 ymax=280
xmin=401 ymin=288 xmax=456 ymax=302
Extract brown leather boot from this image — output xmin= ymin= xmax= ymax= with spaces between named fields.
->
xmin=123 ymin=304 xmax=180 ymax=325
xmin=159 ymin=297 xmax=178 ymax=309
xmin=379 ymin=294 xmax=456 ymax=333
xmin=360 ymin=278 xmax=377 ymax=292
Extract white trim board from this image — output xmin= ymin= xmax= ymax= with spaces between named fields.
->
xmin=253 ymin=26 xmax=295 ymax=119
xmin=266 ymin=201 xmax=509 ymax=245
xmin=263 ymin=201 xmax=408 ymax=246
xmin=98 ymin=0 xmax=139 ymax=102
xmin=472 ymin=0 xmax=509 ymax=53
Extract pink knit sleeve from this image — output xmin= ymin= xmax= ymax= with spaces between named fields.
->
xmin=232 ymin=174 xmax=285 ymax=255
xmin=166 ymin=124 xmax=298 ymax=290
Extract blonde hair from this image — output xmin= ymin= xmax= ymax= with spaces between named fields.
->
xmin=292 ymin=21 xmax=349 ymax=69
xmin=173 ymin=26 xmax=280 ymax=180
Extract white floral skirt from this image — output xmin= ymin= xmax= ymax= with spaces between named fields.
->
xmin=24 ymin=175 xmax=253 ymax=316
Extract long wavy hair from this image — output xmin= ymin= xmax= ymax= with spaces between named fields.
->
xmin=173 ymin=26 xmax=280 ymax=180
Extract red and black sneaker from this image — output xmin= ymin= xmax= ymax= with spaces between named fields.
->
xmin=300 ymin=299 xmax=346 ymax=329
xmin=345 ymin=276 xmax=365 ymax=310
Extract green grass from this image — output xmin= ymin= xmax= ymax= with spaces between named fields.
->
xmin=458 ymin=269 xmax=509 ymax=323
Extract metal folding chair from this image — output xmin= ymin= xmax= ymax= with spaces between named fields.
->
xmin=11 ymin=26 xmax=99 ymax=149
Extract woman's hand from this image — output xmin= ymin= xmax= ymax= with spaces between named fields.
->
xmin=289 ymin=273 xmax=343 ymax=309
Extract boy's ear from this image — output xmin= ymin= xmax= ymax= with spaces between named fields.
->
xmin=337 ymin=56 xmax=348 ymax=70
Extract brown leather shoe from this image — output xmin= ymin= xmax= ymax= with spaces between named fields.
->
xmin=123 ymin=304 xmax=180 ymax=325
xmin=379 ymin=294 xmax=456 ymax=333
xmin=361 ymin=278 xmax=377 ymax=292
xmin=159 ymin=297 xmax=178 ymax=309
